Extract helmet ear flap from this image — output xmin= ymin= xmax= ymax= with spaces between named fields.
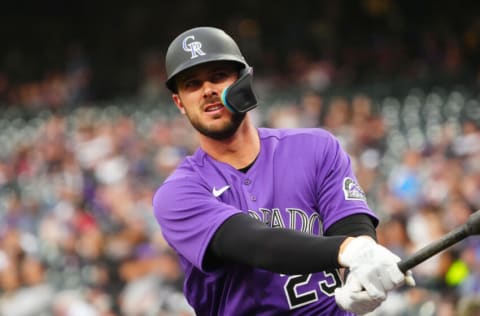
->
xmin=221 ymin=67 xmax=257 ymax=113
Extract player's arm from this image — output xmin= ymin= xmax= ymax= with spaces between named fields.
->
xmin=324 ymin=213 xmax=377 ymax=239
xmin=205 ymin=212 xmax=350 ymax=274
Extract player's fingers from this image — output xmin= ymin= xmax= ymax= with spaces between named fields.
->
xmin=349 ymin=291 xmax=383 ymax=314
xmin=377 ymin=270 xmax=395 ymax=291
xmin=356 ymin=273 xmax=386 ymax=300
xmin=344 ymin=274 xmax=363 ymax=291
xmin=384 ymin=264 xmax=405 ymax=287
xmin=335 ymin=287 xmax=383 ymax=315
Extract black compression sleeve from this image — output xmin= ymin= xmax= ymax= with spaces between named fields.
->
xmin=205 ymin=213 xmax=347 ymax=274
xmin=324 ymin=213 xmax=377 ymax=240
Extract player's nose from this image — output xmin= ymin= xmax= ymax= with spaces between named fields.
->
xmin=202 ymin=81 xmax=218 ymax=98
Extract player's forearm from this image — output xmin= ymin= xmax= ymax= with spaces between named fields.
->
xmin=207 ymin=213 xmax=348 ymax=274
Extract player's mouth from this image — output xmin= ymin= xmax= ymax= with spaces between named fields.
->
xmin=204 ymin=102 xmax=225 ymax=114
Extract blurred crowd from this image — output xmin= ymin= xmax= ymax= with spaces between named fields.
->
xmin=0 ymin=104 xmax=197 ymax=315
xmin=0 ymin=82 xmax=479 ymax=315
xmin=3 ymin=0 xmax=480 ymax=109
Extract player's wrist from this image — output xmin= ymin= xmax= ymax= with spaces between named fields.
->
xmin=338 ymin=236 xmax=375 ymax=267
xmin=338 ymin=237 xmax=354 ymax=267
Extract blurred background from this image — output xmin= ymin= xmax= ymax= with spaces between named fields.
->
xmin=1 ymin=0 xmax=480 ymax=315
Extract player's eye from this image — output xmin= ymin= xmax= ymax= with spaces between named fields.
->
xmin=211 ymin=70 xmax=235 ymax=83
xmin=183 ymin=79 xmax=202 ymax=90
xmin=211 ymin=71 xmax=227 ymax=82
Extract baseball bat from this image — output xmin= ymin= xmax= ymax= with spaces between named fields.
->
xmin=397 ymin=210 xmax=480 ymax=273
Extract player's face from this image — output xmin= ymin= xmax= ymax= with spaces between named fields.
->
xmin=172 ymin=61 xmax=246 ymax=140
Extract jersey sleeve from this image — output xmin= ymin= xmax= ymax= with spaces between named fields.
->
xmin=315 ymin=131 xmax=378 ymax=231
xmin=153 ymin=173 xmax=242 ymax=272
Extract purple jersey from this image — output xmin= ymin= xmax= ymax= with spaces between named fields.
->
xmin=153 ymin=128 xmax=377 ymax=315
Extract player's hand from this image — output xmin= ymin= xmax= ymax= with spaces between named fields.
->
xmin=338 ymin=236 xmax=415 ymax=300
xmin=335 ymin=273 xmax=384 ymax=315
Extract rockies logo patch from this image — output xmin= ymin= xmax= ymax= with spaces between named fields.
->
xmin=343 ymin=177 xmax=366 ymax=201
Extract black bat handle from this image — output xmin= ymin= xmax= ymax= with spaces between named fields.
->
xmin=397 ymin=210 xmax=480 ymax=273
xmin=397 ymin=225 xmax=468 ymax=273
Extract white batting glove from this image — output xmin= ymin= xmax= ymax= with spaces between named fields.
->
xmin=338 ymin=236 xmax=413 ymax=300
xmin=335 ymin=273 xmax=384 ymax=315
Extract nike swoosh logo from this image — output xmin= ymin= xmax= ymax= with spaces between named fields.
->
xmin=212 ymin=185 xmax=230 ymax=197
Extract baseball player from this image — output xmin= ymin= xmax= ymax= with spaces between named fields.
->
xmin=153 ymin=26 xmax=414 ymax=315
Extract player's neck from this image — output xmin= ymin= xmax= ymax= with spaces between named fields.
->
xmin=199 ymin=118 xmax=260 ymax=169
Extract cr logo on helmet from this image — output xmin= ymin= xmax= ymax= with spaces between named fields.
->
xmin=182 ymin=35 xmax=206 ymax=59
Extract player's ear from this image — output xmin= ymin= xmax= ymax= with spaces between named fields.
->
xmin=172 ymin=94 xmax=186 ymax=115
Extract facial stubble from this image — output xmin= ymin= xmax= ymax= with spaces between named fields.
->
xmin=186 ymin=108 xmax=246 ymax=141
